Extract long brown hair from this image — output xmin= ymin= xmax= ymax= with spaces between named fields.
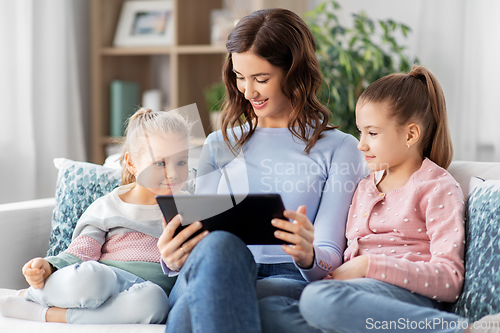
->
xmin=220 ymin=8 xmax=335 ymax=154
xmin=358 ymin=65 xmax=453 ymax=169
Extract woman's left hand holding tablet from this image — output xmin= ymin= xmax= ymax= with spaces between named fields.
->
xmin=157 ymin=214 xmax=209 ymax=271
xmin=272 ymin=205 xmax=315 ymax=269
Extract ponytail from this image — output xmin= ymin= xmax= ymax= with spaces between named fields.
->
xmin=120 ymin=108 xmax=154 ymax=185
xmin=408 ymin=66 xmax=453 ymax=169
xmin=359 ymin=65 xmax=453 ymax=169
xmin=119 ymin=107 xmax=191 ymax=185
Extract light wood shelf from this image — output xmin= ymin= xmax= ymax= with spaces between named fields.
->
xmin=101 ymin=44 xmax=228 ymax=56
xmin=90 ymin=0 xmax=226 ymax=164
xmin=90 ymin=0 xmax=308 ymax=164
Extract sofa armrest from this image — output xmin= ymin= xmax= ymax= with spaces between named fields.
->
xmin=0 ymin=198 xmax=55 ymax=289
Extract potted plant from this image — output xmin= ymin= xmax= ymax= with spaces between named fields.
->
xmin=304 ymin=1 xmax=416 ymax=136
xmin=204 ymin=80 xmax=226 ymax=131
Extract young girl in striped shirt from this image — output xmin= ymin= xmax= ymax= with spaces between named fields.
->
xmin=1 ymin=108 xmax=206 ymax=324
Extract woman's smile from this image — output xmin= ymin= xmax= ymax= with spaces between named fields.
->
xmin=250 ymin=98 xmax=269 ymax=109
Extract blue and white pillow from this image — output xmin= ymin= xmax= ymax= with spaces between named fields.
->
xmin=47 ymin=158 xmax=122 ymax=256
xmin=47 ymin=157 xmax=198 ymax=257
xmin=450 ymin=177 xmax=500 ymax=321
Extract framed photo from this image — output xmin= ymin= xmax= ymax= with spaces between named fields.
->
xmin=113 ymin=0 xmax=174 ymax=47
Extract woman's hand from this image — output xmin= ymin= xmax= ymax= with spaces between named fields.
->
xmin=22 ymin=258 xmax=52 ymax=289
xmin=328 ymin=255 xmax=369 ymax=280
xmin=272 ymin=205 xmax=315 ymax=269
xmin=157 ymin=214 xmax=209 ymax=272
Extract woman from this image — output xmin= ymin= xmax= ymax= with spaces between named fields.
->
xmin=157 ymin=8 xmax=364 ymax=333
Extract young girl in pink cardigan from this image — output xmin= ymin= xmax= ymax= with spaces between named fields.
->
xmin=260 ymin=66 xmax=500 ymax=333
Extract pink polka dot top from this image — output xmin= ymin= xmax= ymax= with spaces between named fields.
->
xmin=344 ymin=158 xmax=465 ymax=302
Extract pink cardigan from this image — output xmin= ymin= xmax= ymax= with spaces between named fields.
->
xmin=344 ymin=158 xmax=465 ymax=302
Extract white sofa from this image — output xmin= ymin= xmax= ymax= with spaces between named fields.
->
xmin=0 ymin=196 xmax=164 ymax=332
xmin=1 ymin=160 xmax=500 ymax=332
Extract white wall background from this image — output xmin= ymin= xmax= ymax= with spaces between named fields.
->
xmin=309 ymin=0 xmax=500 ymax=162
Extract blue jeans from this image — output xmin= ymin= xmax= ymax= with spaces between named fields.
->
xmin=256 ymin=262 xmax=308 ymax=300
xmin=260 ymin=278 xmax=469 ymax=333
xmin=166 ymin=231 xmax=260 ymax=333
xmin=166 ymin=231 xmax=308 ymax=333
xmin=25 ymin=261 xmax=169 ymax=324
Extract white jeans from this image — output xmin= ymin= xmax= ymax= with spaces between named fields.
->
xmin=25 ymin=261 xmax=169 ymax=324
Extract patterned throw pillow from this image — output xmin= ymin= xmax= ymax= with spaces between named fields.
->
xmin=47 ymin=158 xmax=122 ymax=256
xmin=450 ymin=177 xmax=500 ymax=321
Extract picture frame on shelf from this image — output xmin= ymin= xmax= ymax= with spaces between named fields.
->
xmin=210 ymin=8 xmax=235 ymax=45
xmin=113 ymin=0 xmax=174 ymax=47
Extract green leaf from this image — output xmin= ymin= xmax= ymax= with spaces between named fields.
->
xmin=401 ymin=24 xmax=409 ymax=37
xmin=307 ymin=0 xmax=415 ymax=136
xmin=364 ymin=48 xmax=372 ymax=61
xmin=347 ymin=86 xmax=355 ymax=111
xmin=348 ymin=36 xmax=358 ymax=49
xmin=379 ymin=20 xmax=388 ymax=35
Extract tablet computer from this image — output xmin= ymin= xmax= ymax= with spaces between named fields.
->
xmin=156 ymin=194 xmax=288 ymax=245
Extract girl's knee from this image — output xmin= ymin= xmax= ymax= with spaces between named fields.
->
xmin=301 ymin=280 xmax=344 ymax=306
xmin=49 ymin=261 xmax=119 ymax=305
xmin=299 ymin=281 xmax=348 ymax=326
xmin=126 ymin=282 xmax=169 ymax=324
xmin=128 ymin=281 xmax=168 ymax=306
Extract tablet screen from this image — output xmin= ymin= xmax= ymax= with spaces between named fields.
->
xmin=156 ymin=194 xmax=288 ymax=245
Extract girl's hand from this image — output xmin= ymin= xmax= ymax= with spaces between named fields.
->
xmin=272 ymin=205 xmax=315 ymax=269
xmin=329 ymin=255 xmax=369 ymax=280
xmin=22 ymin=258 xmax=52 ymax=289
xmin=157 ymin=214 xmax=209 ymax=272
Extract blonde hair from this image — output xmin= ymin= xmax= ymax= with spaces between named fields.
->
xmin=119 ymin=108 xmax=191 ymax=185
xmin=358 ymin=65 xmax=453 ymax=169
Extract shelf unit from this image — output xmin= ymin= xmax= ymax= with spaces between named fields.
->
xmin=90 ymin=0 xmax=227 ymax=164
xmin=90 ymin=0 xmax=309 ymax=164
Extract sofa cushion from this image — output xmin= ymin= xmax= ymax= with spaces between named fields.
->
xmin=47 ymin=158 xmax=122 ymax=256
xmin=449 ymin=177 xmax=500 ymax=321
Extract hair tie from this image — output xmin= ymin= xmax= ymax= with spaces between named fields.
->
xmin=408 ymin=71 xmax=426 ymax=85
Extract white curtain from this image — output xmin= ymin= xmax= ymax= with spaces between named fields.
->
xmin=461 ymin=0 xmax=500 ymax=162
xmin=417 ymin=0 xmax=500 ymax=162
xmin=0 ymin=0 xmax=89 ymax=204
xmin=311 ymin=0 xmax=500 ymax=162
